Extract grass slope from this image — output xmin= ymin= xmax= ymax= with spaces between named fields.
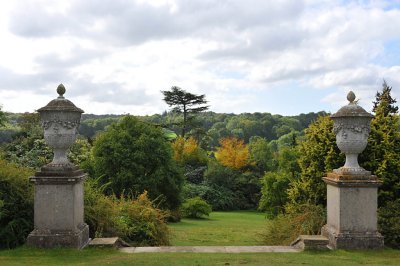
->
xmin=168 ymin=211 xmax=267 ymax=246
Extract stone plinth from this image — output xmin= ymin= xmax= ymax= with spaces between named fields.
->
xmin=26 ymin=166 xmax=89 ymax=249
xmin=321 ymin=171 xmax=384 ymax=249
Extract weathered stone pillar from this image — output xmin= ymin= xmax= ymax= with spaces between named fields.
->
xmin=321 ymin=91 xmax=384 ymax=249
xmin=26 ymin=84 xmax=89 ymax=249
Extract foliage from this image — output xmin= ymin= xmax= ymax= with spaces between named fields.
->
xmin=258 ymin=171 xmax=291 ymax=217
xmin=248 ymin=136 xmax=274 ymax=174
xmin=0 ymin=160 xmax=34 ymax=249
xmin=378 ymin=199 xmax=400 ymax=249
xmin=181 ymin=197 xmax=212 ymax=218
xmin=261 ymin=203 xmax=326 ymax=245
xmin=215 ymin=137 xmax=251 ymax=170
xmin=84 ymin=178 xmax=170 ymax=246
xmin=373 ymin=80 xmax=399 ymax=115
xmin=162 ymin=86 xmax=209 ymax=137
xmin=171 ymin=136 xmax=207 ymax=167
xmin=0 ymin=106 xmax=6 ymax=127
xmin=360 ymin=82 xmax=400 ymax=206
xmin=91 ymin=115 xmax=184 ymax=210
xmin=182 ymin=182 xmax=235 ymax=211
xmin=287 ymin=115 xmax=343 ymax=207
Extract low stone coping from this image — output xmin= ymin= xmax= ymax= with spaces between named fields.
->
xmin=119 ymin=246 xmax=300 ymax=253
xmin=89 ymin=237 xmax=130 ymax=248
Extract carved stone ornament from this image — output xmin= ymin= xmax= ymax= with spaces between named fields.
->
xmin=331 ymin=91 xmax=373 ymax=174
xmin=37 ymin=84 xmax=84 ymax=169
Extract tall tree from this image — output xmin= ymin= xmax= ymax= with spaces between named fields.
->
xmin=372 ymin=80 xmax=399 ymax=115
xmin=162 ymin=86 xmax=209 ymax=137
xmin=360 ymin=81 xmax=400 ymax=206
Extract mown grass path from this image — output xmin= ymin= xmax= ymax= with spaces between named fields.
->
xmin=168 ymin=211 xmax=267 ymax=246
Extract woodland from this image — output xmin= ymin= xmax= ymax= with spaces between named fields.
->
xmin=0 ymin=82 xmax=399 ymax=249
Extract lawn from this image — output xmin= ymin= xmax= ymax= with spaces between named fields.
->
xmin=168 ymin=211 xmax=267 ymax=246
xmin=1 ymin=247 xmax=400 ymax=265
xmin=1 ymin=211 xmax=400 ymax=265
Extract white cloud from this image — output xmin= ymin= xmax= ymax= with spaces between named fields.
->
xmin=0 ymin=0 xmax=399 ymax=115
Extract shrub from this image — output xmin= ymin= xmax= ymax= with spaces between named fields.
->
xmin=84 ymin=178 xmax=170 ymax=246
xmin=181 ymin=197 xmax=212 ymax=218
xmin=91 ymin=116 xmax=184 ymax=210
xmin=182 ymin=183 xmax=235 ymax=211
xmin=378 ymin=199 xmax=400 ymax=248
xmin=261 ymin=203 xmax=326 ymax=245
xmin=0 ymin=160 xmax=34 ymax=249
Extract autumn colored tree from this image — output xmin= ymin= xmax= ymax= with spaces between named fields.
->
xmin=215 ymin=137 xmax=251 ymax=170
xmin=171 ymin=136 xmax=207 ymax=166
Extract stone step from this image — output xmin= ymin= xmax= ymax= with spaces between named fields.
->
xmin=291 ymin=235 xmax=330 ymax=250
xmin=120 ymin=246 xmax=301 ymax=253
xmin=89 ymin=237 xmax=130 ymax=248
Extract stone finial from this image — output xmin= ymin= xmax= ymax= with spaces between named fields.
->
xmin=57 ymin=84 xmax=66 ymax=99
xmin=347 ymin=91 xmax=356 ymax=103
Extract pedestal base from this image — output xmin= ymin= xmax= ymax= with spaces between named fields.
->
xmin=322 ymin=225 xmax=384 ymax=249
xmin=322 ymin=171 xmax=384 ymax=250
xmin=27 ymin=167 xmax=89 ymax=249
xmin=27 ymin=223 xmax=90 ymax=249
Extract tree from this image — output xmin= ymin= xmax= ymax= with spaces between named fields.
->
xmin=0 ymin=106 xmax=6 ymax=127
xmin=162 ymin=86 xmax=209 ymax=137
xmin=373 ymin=80 xmax=398 ymax=115
xmin=215 ymin=137 xmax=251 ymax=170
xmin=360 ymin=81 xmax=400 ymax=206
xmin=91 ymin=116 xmax=184 ymax=210
xmin=287 ymin=115 xmax=343 ymax=207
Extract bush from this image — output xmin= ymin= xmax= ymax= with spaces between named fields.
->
xmin=0 ymin=160 xmax=34 ymax=249
xmin=261 ymin=203 xmax=326 ymax=245
xmin=182 ymin=183 xmax=235 ymax=211
xmin=84 ymin=178 xmax=170 ymax=246
xmin=378 ymin=199 xmax=400 ymax=248
xmin=91 ymin=116 xmax=184 ymax=210
xmin=181 ymin=197 xmax=212 ymax=218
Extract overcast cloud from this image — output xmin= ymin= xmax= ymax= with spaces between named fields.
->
xmin=0 ymin=0 xmax=399 ymax=115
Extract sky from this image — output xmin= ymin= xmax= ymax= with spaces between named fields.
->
xmin=0 ymin=0 xmax=399 ymax=116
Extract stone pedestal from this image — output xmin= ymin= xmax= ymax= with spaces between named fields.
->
xmin=322 ymin=171 xmax=384 ymax=249
xmin=26 ymin=166 xmax=89 ymax=249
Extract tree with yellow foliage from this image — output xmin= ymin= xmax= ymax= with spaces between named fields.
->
xmin=171 ymin=136 xmax=207 ymax=166
xmin=215 ymin=137 xmax=251 ymax=170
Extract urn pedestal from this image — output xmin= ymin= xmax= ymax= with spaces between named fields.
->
xmin=321 ymin=172 xmax=384 ymax=249
xmin=26 ymin=84 xmax=89 ymax=249
xmin=321 ymin=91 xmax=384 ymax=249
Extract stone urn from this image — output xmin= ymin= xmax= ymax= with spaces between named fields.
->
xmin=27 ymin=84 xmax=89 ymax=249
xmin=321 ymin=91 xmax=383 ymax=250
xmin=331 ymin=91 xmax=373 ymax=175
xmin=37 ymin=84 xmax=83 ymax=171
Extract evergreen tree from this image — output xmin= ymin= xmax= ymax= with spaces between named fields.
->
xmin=372 ymin=80 xmax=399 ymax=115
xmin=287 ymin=115 xmax=343 ymax=207
xmin=360 ymin=82 xmax=400 ymax=206
xmin=161 ymin=86 xmax=209 ymax=137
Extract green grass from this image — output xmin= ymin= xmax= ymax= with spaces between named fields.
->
xmin=2 ymin=211 xmax=400 ymax=265
xmin=1 ymin=247 xmax=400 ymax=265
xmin=168 ymin=211 xmax=267 ymax=246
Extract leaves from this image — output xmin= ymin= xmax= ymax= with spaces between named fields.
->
xmin=215 ymin=137 xmax=251 ymax=170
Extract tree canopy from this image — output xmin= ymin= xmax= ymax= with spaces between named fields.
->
xmin=91 ymin=115 xmax=184 ymax=210
xmin=161 ymin=86 xmax=209 ymax=137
